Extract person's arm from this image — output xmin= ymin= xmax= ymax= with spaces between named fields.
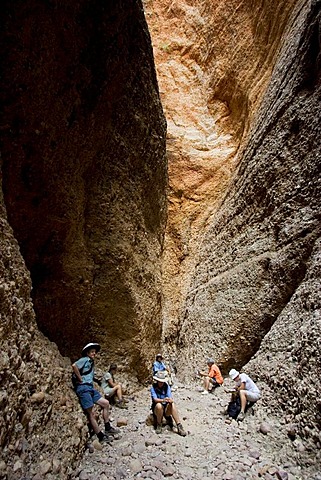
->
xmin=151 ymin=386 xmax=167 ymax=403
xmin=72 ymin=363 xmax=83 ymax=384
xmin=164 ymin=385 xmax=173 ymax=403
xmin=164 ymin=362 xmax=171 ymax=375
xmin=107 ymin=376 xmax=116 ymax=388
xmin=236 ymin=382 xmax=246 ymax=391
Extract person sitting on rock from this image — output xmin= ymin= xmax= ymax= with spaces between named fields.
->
xmin=229 ymin=368 xmax=261 ymax=421
xmin=150 ymin=370 xmax=186 ymax=436
xmin=198 ymin=358 xmax=224 ymax=394
xmin=101 ymin=363 xmax=127 ymax=409
xmin=72 ymin=342 xmax=119 ymax=443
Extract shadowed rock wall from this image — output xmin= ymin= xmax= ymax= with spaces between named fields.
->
xmin=0 ymin=198 xmax=88 ymax=476
xmin=177 ymin=0 xmax=321 ymax=447
xmin=0 ymin=0 xmax=166 ymax=476
xmin=1 ymin=0 xmax=167 ymax=375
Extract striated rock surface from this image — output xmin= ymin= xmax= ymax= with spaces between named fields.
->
xmin=1 ymin=0 xmax=167 ymax=376
xmin=177 ymin=0 xmax=321 ymax=449
xmin=143 ymin=0 xmax=296 ymax=345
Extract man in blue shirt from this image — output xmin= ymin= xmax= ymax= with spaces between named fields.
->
xmin=152 ymin=353 xmax=170 ymax=375
xmin=72 ymin=342 xmax=118 ymax=443
xmin=150 ymin=371 xmax=186 ymax=436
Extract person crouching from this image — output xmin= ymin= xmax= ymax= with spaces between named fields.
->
xmin=150 ymin=371 xmax=186 ymax=436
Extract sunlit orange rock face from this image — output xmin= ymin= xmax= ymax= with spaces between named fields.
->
xmin=146 ymin=0 xmax=321 ymax=449
xmin=143 ymin=0 xmax=296 ymax=351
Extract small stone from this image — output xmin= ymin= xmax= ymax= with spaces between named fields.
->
xmin=267 ymin=466 xmax=278 ymax=475
xmin=79 ymin=470 xmax=90 ymax=480
xmin=130 ymin=459 xmax=143 ymax=474
xmin=0 ymin=461 xmax=6 ymax=474
xmin=293 ymin=439 xmax=305 ymax=452
xmin=159 ymin=464 xmax=176 ymax=476
xmin=248 ymin=450 xmax=260 ymax=459
xmin=116 ymin=417 xmax=128 ymax=427
xmin=13 ymin=460 xmax=23 ymax=472
xmin=39 ymin=460 xmax=52 ymax=475
xmin=30 ymin=392 xmax=45 ymax=404
xmin=276 ymin=471 xmax=289 ymax=480
xmin=92 ymin=439 xmax=103 ymax=451
xmin=259 ymin=422 xmax=271 ymax=435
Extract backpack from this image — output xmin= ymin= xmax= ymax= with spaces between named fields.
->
xmin=227 ymin=395 xmax=241 ymax=419
xmin=71 ymin=359 xmax=94 ymax=389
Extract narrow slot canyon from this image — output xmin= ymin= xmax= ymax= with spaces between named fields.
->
xmin=0 ymin=0 xmax=320 ymax=478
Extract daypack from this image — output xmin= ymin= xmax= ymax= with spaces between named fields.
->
xmin=227 ymin=395 xmax=241 ymax=419
xmin=71 ymin=359 xmax=94 ymax=389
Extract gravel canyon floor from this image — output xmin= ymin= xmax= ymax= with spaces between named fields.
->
xmin=73 ymin=380 xmax=320 ymax=480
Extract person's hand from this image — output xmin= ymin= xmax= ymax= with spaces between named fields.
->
xmin=165 ymin=397 xmax=173 ymax=403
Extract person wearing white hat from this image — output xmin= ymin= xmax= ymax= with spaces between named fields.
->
xmin=228 ymin=369 xmax=261 ymax=421
xmin=151 ymin=371 xmax=186 ymax=436
xmin=72 ymin=343 xmax=119 ymax=443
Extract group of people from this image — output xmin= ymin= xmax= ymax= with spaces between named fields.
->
xmin=71 ymin=343 xmax=261 ymax=444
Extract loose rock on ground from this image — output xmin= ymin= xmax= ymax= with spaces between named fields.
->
xmin=72 ymin=380 xmax=320 ymax=480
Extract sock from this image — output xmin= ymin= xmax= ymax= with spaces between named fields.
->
xmin=105 ymin=422 xmax=111 ymax=431
xmin=97 ymin=431 xmax=105 ymax=441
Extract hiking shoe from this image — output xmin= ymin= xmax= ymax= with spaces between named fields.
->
xmin=177 ymin=424 xmax=187 ymax=437
xmin=201 ymin=390 xmax=209 ymax=395
xmin=115 ymin=400 xmax=128 ymax=409
xmin=105 ymin=426 xmax=120 ymax=435
xmin=155 ymin=424 xmax=162 ymax=434
xmin=238 ymin=412 xmax=245 ymax=422
xmin=99 ymin=433 xmax=113 ymax=444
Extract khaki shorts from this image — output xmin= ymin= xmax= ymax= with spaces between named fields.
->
xmin=241 ymin=390 xmax=260 ymax=402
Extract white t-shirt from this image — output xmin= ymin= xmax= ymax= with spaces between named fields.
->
xmin=238 ymin=373 xmax=260 ymax=395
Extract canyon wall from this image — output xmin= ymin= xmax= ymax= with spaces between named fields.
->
xmin=0 ymin=199 xmax=88 ymax=477
xmin=1 ymin=0 xmax=167 ymax=375
xmin=0 ymin=0 xmax=166 ymax=477
xmin=143 ymin=0 xmax=297 ymax=348
xmin=176 ymin=0 xmax=321 ymax=448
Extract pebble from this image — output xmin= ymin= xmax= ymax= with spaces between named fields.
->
xmin=259 ymin=422 xmax=271 ymax=435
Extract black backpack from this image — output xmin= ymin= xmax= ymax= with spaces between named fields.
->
xmin=227 ymin=395 xmax=241 ymax=419
xmin=71 ymin=359 xmax=94 ymax=389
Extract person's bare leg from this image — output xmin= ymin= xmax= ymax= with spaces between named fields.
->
xmin=115 ymin=384 xmax=123 ymax=401
xmin=154 ymin=403 xmax=164 ymax=424
xmin=86 ymin=407 xmax=100 ymax=434
xmin=203 ymin=377 xmax=212 ymax=391
xmin=239 ymin=391 xmax=247 ymax=412
xmin=97 ymin=397 xmax=110 ymax=423
xmin=166 ymin=403 xmax=186 ymax=436
xmin=165 ymin=403 xmax=180 ymax=425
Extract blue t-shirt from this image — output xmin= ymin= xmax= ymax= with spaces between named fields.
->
xmin=151 ymin=382 xmax=172 ymax=403
xmin=75 ymin=356 xmax=94 ymax=385
xmin=153 ymin=360 xmax=167 ymax=374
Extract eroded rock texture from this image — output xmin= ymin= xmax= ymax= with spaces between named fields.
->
xmin=177 ymin=0 xmax=321 ymax=447
xmin=143 ymin=0 xmax=296 ymax=345
xmin=0 ymin=0 xmax=166 ymax=476
xmin=0 ymin=198 xmax=88 ymax=476
xmin=1 ymin=0 xmax=166 ymax=375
